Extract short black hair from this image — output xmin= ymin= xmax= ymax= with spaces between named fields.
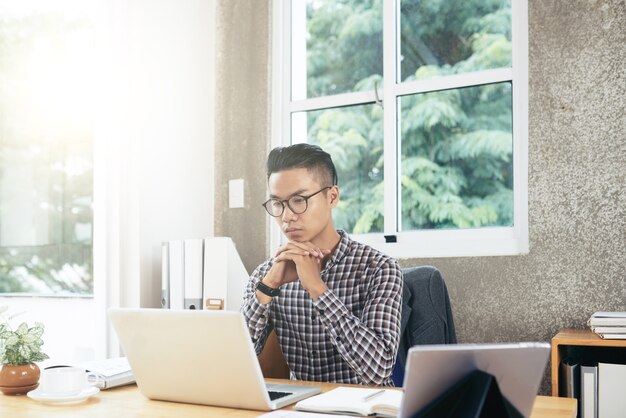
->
xmin=266 ymin=143 xmax=338 ymax=186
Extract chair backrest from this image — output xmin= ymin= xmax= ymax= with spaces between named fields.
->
xmin=392 ymin=266 xmax=457 ymax=386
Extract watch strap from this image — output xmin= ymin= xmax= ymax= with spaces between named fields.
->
xmin=256 ymin=280 xmax=281 ymax=297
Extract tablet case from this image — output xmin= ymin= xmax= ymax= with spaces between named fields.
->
xmin=411 ymin=370 xmax=523 ymax=418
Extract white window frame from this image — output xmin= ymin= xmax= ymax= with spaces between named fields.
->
xmin=271 ymin=0 xmax=528 ymax=259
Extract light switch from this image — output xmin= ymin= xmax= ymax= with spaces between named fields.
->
xmin=229 ymin=179 xmax=244 ymax=208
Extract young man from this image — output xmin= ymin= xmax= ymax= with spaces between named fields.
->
xmin=241 ymin=144 xmax=403 ymax=386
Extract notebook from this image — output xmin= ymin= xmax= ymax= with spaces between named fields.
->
xmin=399 ymin=342 xmax=550 ymax=418
xmin=108 ymin=308 xmax=321 ymax=410
xmin=295 ymin=387 xmax=402 ymax=417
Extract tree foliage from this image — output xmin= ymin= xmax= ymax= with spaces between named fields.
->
xmin=0 ymin=10 xmax=93 ymax=294
xmin=304 ymin=0 xmax=513 ymax=233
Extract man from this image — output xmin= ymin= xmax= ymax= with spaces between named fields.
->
xmin=241 ymin=143 xmax=402 ymax=386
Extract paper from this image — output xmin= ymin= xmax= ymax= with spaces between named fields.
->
xmin=258 ymin=411 xmax=354 ymax=418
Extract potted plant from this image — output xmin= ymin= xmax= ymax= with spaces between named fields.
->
xmin=0 ymin=308 xmax=49 ymax=395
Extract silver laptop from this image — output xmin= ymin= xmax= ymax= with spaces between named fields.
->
xmin=399 ymin=342 xmax=550 ymax=418
xmin=108 ymin=308 xmax=321 ymax=410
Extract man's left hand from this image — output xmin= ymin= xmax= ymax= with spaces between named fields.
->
xmin=274 ymin=243 xmax=329 ymax=300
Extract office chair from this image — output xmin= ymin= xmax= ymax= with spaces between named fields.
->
xmin=392 ymin=266 xmax=457 ymax=387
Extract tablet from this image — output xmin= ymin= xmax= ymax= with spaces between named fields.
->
xmin=399 ymin=342 xmax=550 ymax=418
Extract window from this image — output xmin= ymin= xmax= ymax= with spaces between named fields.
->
xmin=274 ymin=0 xmax=528 ymax=257
xmin=0 ymin=1 xmax=95 ymax=294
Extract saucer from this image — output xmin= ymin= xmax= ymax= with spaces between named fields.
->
xmin=27 ymin=386 xmax=99 ymax=404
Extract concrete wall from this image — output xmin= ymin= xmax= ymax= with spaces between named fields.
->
xmin=214 ymin=0 xmax=626 ymax=393
xmin=214 ymin=0 xmax=271 ymax=273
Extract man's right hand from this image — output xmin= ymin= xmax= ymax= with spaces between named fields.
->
xmin=255 ymin=241 xmax=330 ymax=304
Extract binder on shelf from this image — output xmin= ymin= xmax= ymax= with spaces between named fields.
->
xmin=183 ymin=238 xmax=204 ymax=310
xmin=559 ymin=358 xmax=580 ymax=399
xmin=202 ymin=237 xmax=248 ymax=311
xmin=580 ymin=365 xmax=598 ymax=418
xmin=161 ymin=242 xmax=169 ymax=308
xmin=168 ymin=239 xmax=185 ymax=310
xmin=598 ymin=362 xmax=626 ymax=418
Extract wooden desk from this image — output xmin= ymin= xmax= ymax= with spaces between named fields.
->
xmin=0 ymin=379 xmax=577 ymax=418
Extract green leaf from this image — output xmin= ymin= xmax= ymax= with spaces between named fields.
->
xmin=29 ymin=325 xmax=44 ymax=339
xmin=4 ymin=334 xmax=19 ymax=346
xmin=445 ymin=130 xmax=512 ymax=161
xmin=16 ymin=323 xmax=28 ymax=336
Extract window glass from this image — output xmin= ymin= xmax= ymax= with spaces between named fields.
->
xmin=0 ymin=1 xmax=94 ymax=295
xmin=399 ymin=0 xmax=511 ymax=83
xmin=399 ymin=82 xmax=513 ymax=230
xmin=292 ymin=0 xmax=383 ymax=100
xmin=282 ymin=0 xmax=526 ymax=257
xmin=292 ymin=104 xmax=384 ymax=233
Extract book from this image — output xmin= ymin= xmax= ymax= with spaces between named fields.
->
xmin=294 ymin=387 xmax=403 ymax=418
xmin=596 ymin=333 xmax=626 ymax=340
xmin=183 ymin=238 xmax=204 ymax=310
xmin=588 ymin=312 xmax=626 ymax=327
xmin=590 ymin=326 xmax=626 ymax=334
xmin=580 ymin=365 xmax=598 ymax=418
xmin=598 ymin=362 xmax=626 ymax=418
xmin=47 ymin=357 xmax=135 ymax=390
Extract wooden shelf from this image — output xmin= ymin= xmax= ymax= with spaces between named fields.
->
xmin=550 ymin=328 xmax=626 ymax=396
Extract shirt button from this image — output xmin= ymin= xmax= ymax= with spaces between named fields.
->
xmin=336 ymin=337 xmax=342 ymax=343
xmin=312 ymin=351 xmax=317 ymax=356
xmin=311 ymin=315 xmax=316 ymax=321
xmin=318 ymin=309 xmax=325 ymax=315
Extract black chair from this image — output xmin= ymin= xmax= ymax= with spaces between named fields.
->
xmin=392 ymin=266 xmax=457 ymax=386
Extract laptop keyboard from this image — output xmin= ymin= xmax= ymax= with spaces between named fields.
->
xmin=268 ymin=390 xmax=293 ymax=401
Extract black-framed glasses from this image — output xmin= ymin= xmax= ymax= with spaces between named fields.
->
xmin=262 ymin=187 xmax=332 ymax=217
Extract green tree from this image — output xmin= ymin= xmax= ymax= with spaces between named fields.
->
xmin=0 ymin=10 xmax=93 ymax=294
xmin=304 ymin=0 xmax=513 ymax=233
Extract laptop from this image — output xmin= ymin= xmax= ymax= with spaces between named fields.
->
xmin=108 ymin=308 xmax=321 ymax=410
xmin=399 ymin=342 xmax=550 ymax=418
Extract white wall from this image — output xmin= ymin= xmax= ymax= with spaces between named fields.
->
xmin=125 ymin=0 xmax=217 ymax=308
xmin=0 ymin=298 xmax=95 ymax=368
xmin=93 ymin=0 xmax=217 ymax=358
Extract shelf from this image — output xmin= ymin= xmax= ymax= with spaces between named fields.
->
xmin=550 ymin=328 xmax=626 ymax=396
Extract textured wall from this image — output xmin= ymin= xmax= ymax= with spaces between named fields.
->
xmin=214 ymin=0 xmax=272 ymax=273
xmin=214 ymin=0 xmax=626 ymax=393
xmin=430 ymin=0 xmax=626 ymax=343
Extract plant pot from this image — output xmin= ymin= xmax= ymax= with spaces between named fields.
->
xmin=0 ymin=363 xmax=40 ymax=395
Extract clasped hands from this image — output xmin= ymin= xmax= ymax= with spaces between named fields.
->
xmin=259 ymin=241 xmax=331 ymax=301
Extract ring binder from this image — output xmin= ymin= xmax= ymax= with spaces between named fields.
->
xmin=412 ymin=370 xmax=523 ymax=418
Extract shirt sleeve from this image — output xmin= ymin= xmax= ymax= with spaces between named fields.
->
xmin=240 ymin=262 xmax=274 ymax=355
xmin=313 ymin=258 xmax=403 ymax=386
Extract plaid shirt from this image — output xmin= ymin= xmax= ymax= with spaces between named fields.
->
xmin=241 ymin=230 xmax=403 ymax=386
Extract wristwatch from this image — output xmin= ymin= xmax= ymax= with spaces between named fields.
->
xmin=256 ymin=281 xmax=281 ymax=297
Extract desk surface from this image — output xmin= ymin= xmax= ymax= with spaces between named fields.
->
xmin=0 ymin=379 xmax=577 ymax=418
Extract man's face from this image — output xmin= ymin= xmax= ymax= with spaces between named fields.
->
xmin=268 ymin=167 xmax=338 ymax=243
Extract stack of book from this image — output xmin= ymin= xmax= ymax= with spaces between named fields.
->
xmin=588 ymin=311 xmax=626 ymax=339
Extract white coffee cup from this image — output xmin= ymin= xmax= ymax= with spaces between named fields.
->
xmin=40 ymin=367 xmax=91 ymax=396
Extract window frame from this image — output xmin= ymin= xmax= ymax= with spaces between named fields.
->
xmin=271 ymin=0 xmax=529 ymax=258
